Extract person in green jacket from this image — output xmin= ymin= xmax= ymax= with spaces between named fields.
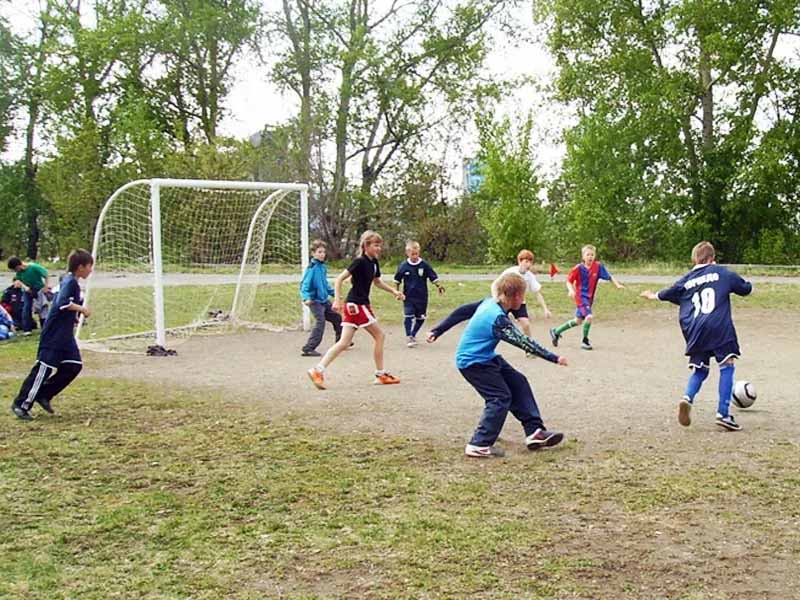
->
xmin=7 ymin=257 xmax=49 ymax=334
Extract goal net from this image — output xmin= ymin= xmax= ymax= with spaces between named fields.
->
xmin=77 ymin=179 xmax=309 ymax=352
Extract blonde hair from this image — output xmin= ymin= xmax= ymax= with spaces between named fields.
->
xmin=358 ymin=230 xmax=383 ymax=256
xmin=691 ymin=241 xmax=715 ymax=265
xmin=495 ymin=273 xmax=527 ymax=300
xmin=405 ymin=240 xmax=420 ymax=251
xmin=581 ymin=244 xmax=596 ymax=255
xmin=517 ymin=249 xmax=534 ymax=263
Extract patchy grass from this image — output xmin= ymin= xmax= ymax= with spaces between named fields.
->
xmin=1 ymin=362 xmax=799 ymax=598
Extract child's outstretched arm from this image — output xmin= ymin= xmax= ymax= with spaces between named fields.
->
xmin=426 ymin=300 xmax=481 ymax=342
xmin=374 ymin=277 xmax=404 ymax=301
xmin=610 ymin=275 xmax=625 ymax=289
xmin=640 ymin=290 xmax=659 ymax=300
xmin=535 ymin=291 xmax=551 ymax=318
xmin=492 ymin=314 xmax=567 ymax=365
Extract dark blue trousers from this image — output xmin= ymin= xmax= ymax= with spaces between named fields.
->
xmin=460 ymin=355 xmax=545 ymax=446
xmin=22 ymin=287 xmax=40 ymax=332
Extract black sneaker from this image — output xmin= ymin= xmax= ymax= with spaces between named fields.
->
xmin=525 ymin=428 xmax=564 ymax=450
xmin=301 ymin=350 xmax=322 ymax=357
xmin=36 ymin=397 xmax=55 ymax=414
xmin=549 ymin=328 xmax=560 ymax=347
xmin=581 ymin=338 xmax=593 ymax=350
xmin=11 ymin=402 xmax=33 ymax=421
xmin=716 ymin=414 xmax=742 ymax=431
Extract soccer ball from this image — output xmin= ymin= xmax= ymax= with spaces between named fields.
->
xmin=732 ymin=380 xmax=757 ymax=409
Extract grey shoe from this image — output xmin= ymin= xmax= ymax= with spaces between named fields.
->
xmin=525 ymin=428 xmax=564 ymax=450
xmin=11 ymin=403 xmax=33 ymax=421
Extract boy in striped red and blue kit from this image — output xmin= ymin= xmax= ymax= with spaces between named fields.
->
xmin=393 ymin=240 xmax=444 ymax=347
xmin=550 ymin=244 xmax=624 ymax=350
xmin=640 ymin=241 xmax=752 ymax=431
xmin=11 ymin=250 xmax=94 ymax=421
xmin=440 ymin=273 xmax=567 ymax=458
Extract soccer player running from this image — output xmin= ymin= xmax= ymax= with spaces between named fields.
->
xmin=11 ymin=250 xmax=94 ymax=420
xmin=444 ymin=272 xmax=567 ymax=458
xmin=550 ymin=244 xmax=624 ymax=350
xmin=640 ymin=241 xmax=753 ymax=431
xmin=307 ymin=231 xmax=404 ymax=390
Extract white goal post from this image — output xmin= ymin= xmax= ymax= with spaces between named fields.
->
xmin=77 ymin=178 xmax=309 ymax=352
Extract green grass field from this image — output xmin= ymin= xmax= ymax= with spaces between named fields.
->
xmin=2 ymin=284 xmax=799 ymax=598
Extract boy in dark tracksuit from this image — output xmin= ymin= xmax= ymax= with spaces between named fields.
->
xmin=300 ymin=240 xmax=342 ymax=357
xmin=393 ymin=240 xmax=443 ymax=347
xmin=11 ymin=249 xmax=94 ymax=420
xmin=441 ymin=272 xmax=568 ymax=458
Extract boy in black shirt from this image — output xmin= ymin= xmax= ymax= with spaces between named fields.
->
xmin=307 ymin=231 xmax=404 ymax=390
xmin=11 ymin=250 xmax=94 ymax=420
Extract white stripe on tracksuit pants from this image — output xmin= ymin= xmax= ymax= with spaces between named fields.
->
xmin=15 ymin=360 xmax=82 ymax=411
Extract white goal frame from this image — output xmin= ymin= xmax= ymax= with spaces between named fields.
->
xmin=79 ymin=178 xmax=310 ymax=347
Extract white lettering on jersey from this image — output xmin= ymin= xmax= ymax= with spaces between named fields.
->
xmin=683 ymin=272 xmax=720 ymax=290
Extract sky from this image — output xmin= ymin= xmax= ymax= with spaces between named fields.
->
xmin=0 ymin=1 xmax=568 ymax=177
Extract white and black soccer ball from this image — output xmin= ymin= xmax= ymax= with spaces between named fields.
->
xmin=732 ymin=380 xmax=757 ymax=409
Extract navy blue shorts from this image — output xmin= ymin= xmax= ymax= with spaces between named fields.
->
xmin=688 ymin=341 xmax=740 ymax=369
xmin=38 ymin=344 xmax=82 ymax=368
xmin=403 ymin=299 xmax=428 ymax=319
xmin=509 ymin=303 xmax=529 ymax=320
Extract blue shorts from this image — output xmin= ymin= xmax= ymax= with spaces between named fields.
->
xmin=403 ymin=298 xmax=428 ymax=319
xmin=509 ymin=303 xmax=529 ymax=320
xmin=687 ymin=341 xmax=740 ymax=370
xmin=575 ymin=303 xmax=592 ymax=319
xmin=38 ymin=344 xmax=82 ymax=368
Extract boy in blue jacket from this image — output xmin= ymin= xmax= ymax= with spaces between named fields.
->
xmin=300 ymin=240 xmax=343 ymax=357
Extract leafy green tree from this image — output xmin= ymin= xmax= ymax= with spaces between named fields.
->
xmin=270 ymin=0 xmax=512 ymax=256
xmin=538 ymin=0 xmax=800 ymax=262
xmin=473 ymin=112 xmax=549 ymax=262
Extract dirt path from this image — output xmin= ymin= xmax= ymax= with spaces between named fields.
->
xmin=87 ymin=310 xmax=799 ymax=453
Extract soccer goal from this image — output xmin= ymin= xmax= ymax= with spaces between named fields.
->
xmin=77 ymin=179 xmax=309 ymax=352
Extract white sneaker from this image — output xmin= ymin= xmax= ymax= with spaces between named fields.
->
xmin=406 ymin=336 xmax=417 ymax=348
xmin=464 ymin=444 xmax=506 ymax=458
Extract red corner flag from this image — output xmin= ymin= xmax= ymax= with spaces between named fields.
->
xmin=549 ymin=263 xmax=560 ymax=279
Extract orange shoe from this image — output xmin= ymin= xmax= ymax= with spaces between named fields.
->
xmin=374 ymin=372 xmax=400 ymax=385
xmin=307 ymin=368 xmax=326 ymax=390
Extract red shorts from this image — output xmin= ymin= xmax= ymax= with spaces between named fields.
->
xmin=342 ymin=303 xmax=378 ymax=328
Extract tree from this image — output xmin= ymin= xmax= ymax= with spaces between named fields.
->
xmin=150 ymin=0 xmax=263 ymax=146
xmin=473 ymin=112 xmax=549 ymax=262
xmin=538 ymin=0 xmax=800 ymax=261
xmin=270 ymin=0 xmax=512 ymax=256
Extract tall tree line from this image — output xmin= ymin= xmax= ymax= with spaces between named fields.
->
xmin=2 ymin=0 xmax=799 ymax=264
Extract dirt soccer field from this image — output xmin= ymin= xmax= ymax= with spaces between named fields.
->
xmin=79 ymin=309 xmax=800 ymax=597
xmin=4 ymin=302 xmax=798 ymax=598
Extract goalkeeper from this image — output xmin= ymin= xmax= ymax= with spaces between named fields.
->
xmin=446 ymin=273 xmax=568 ymax=458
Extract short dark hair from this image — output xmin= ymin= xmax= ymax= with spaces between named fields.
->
xmin=67 ymin=249 xmax=94 ymax=273
xmin=7 ymin=256 xmax=22 ymax=270
xmin=310 ymin=239 xmax=327 ymax=252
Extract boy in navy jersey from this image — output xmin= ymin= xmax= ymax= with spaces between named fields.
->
xmin=641 ymin=241 xmax=752 ymax=431
xmin=394 ymin=240 xmax=444 ymax=347
xmin=447 ymin=273 xmax=568 ymax=458
xmin=11 ymin=249 xmax=94 ymax=420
